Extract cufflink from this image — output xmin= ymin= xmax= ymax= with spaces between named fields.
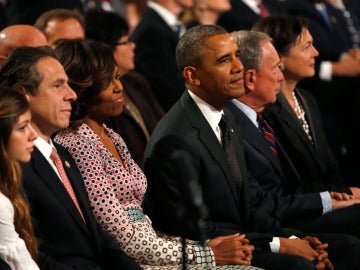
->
xmin=64 ymin=161 xmax=71 ymax=168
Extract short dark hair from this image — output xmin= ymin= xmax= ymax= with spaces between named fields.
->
xmin=55 ymin=38 xmax=116 ymax=128
xmin=252 ymin=15 xmax=309 ymax=56
xmin=0 ymin=46 xmax=58 ymax=95
xmin=85 ymin=10 xmax=129 ymax=51
xmin=175 ymin=24 xmax=228 ymax=71
xmin=35 ymin=8 xmax=84 ymax=33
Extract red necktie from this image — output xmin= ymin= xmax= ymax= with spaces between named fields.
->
xmin=50 ymin=148 xmax=86 ymax=222
xmin=257 ymin=112 xmax=278 ymax=157
xmin=257 ymin=2 xmax=270 ymax=18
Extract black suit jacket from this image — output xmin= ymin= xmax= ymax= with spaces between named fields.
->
xmin=263 ymin=89 xmax=350 ymax=194
xmin=143 ymin=91 xmax=304 ymax=257
xmin=227 ymin=101 xmax=324 ymax=226
xmin=131 ymin=7 xmax=185 ymax=112
xmin=22 ymin=143 xmax=141 ymax=270
xmin=106 ymin=71 xmax=164 ymax=167
xmin=0 ymin=259 xmax=10 ymax=270
xmin=218 ymin=0 xmax=285 ymax=32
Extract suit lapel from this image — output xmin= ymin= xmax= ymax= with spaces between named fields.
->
xmin=295 ymin=89 xmax=319 ymax=147
xmin=229 ymin=104 xmax=285 ymax=177
xmin=277 ymin=92 xmax=314 ymax=146
xmin=146 ymin=8 xmax=180 ymax=41
xmin=274 ymin=92 xmax=326 ymax=173
xmin=181 ymin=93 xmax=242 ymax=201
xmin=31 ymin=147 xmax=92 ymax=235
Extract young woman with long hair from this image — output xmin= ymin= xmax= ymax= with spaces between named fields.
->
xmin=0 ymin=88 xmax=39 ymax=269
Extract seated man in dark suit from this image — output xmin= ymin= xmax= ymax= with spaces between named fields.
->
xmin=131 ymin=0 xmax=190 ymax=112
xmin=0 ymin=46 xmax=141 ymax=270
xmin=142 ymin=24 xmax=354 ymax=270
xmin=227 ymin=29 xmax=360 ymax=241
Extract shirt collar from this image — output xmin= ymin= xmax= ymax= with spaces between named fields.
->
xmin=188 ymin=90 xmax=224 ymax=131
xmin=242 ymin=0 xmax=262 ymax=14
xmin=231 ymin=99 xmax=259 ymax=128
xmin=34 ymin=137 xmax=56 ymax=159
xmin=148 ymin=1 xmax=179 ymax=28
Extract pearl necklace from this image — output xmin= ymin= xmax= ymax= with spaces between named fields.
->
xmin=292 ymin=91 xmax=313 ymax=142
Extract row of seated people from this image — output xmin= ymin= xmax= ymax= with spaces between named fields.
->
xmin=2 ymin=0 xmax=360 ymax=186
xmin=130 ymin=0 xmax=360 ymax=188
xmin=1 ymin=0 xmax=360 ymax=268
xmin=2 ymin=18 xmax=360 ymax=269
xmin=0 ymin=25 xmax=266 ymax=270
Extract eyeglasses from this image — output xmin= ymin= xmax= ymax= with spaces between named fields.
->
xmin=115 ymin=40 xmax=133 ymax=46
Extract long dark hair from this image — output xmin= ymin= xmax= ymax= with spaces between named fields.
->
xmin=0 ymin=88 xmax=38 ymax=258
xmin=55 ymin=38 xmax=116 ymax=129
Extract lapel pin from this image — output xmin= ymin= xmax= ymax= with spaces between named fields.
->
xmin=64 ymin=161 xmax=71 ymax=168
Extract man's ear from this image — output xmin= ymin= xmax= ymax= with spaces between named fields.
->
xmin=0 ymin=55 xmax=6 ymax=65
xmin=183 ymin=66 xmax=200 ymax=86
xmin=244 ymin=69 xmax=256 ymax=91
xmin=13 ymin=85 xmax=31 ymax=100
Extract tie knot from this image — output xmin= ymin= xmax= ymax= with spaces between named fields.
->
xmin=50 ymin=147 xmax=61 ymax=164
xmin=173 ymin=22 xmax=185 ymax=37
xmin=219 ymin=114 xmax=230 ymax=133
xmin=256 ymin=112 xmax=263 ymax=122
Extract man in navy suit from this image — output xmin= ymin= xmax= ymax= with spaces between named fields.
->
xmin=0 ymin=46 xmax=141 ymax=270
xmin=142 ymin=24 xmax=343 ymax=270
xmin=131 ymin=0 xmax=193 ymax=112
xmin=227 ymin=29 xmax=360 ymax=268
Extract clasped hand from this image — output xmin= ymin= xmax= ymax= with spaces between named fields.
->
xmin=280 ymin=236 xmax=333 ymax=270
xmin=207 ymin=233 xmax=254 ymax=266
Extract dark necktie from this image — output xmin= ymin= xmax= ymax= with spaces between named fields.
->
xmin=257 ymin=2 xmax=270 ymax=18
xmin=257 ymin=112 xmax=278 ymax=157
xmin=219 ymin=115 xmax=242 ymax=184
xmin=173 ymin=22 xmax=185 ymax=38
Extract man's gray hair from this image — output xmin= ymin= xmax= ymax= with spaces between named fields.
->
xmin=231 ymin=30 xmax=273 ymax=71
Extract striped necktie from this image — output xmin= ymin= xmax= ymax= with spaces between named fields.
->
xmin=257 ymin=112 xmax=278 ymax=157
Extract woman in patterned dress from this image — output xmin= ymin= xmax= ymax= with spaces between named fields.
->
xmin=53 ymin=38 xmax=261 ymax=270
xmin=0 ymin=88 xmax=39 ymax=269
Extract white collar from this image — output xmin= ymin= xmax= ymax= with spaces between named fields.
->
xmin=242 ymin=0 xmax=262 ymax=14
xmin=148 ymin=1 xmax=179 ymax=28
xmin=34 ymin=137 xmax=56 ymax=159
xmin=231 ymin=99 xmax=259 ymax=128
xmin=188 ymin=90 xmax=224 ymax=134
